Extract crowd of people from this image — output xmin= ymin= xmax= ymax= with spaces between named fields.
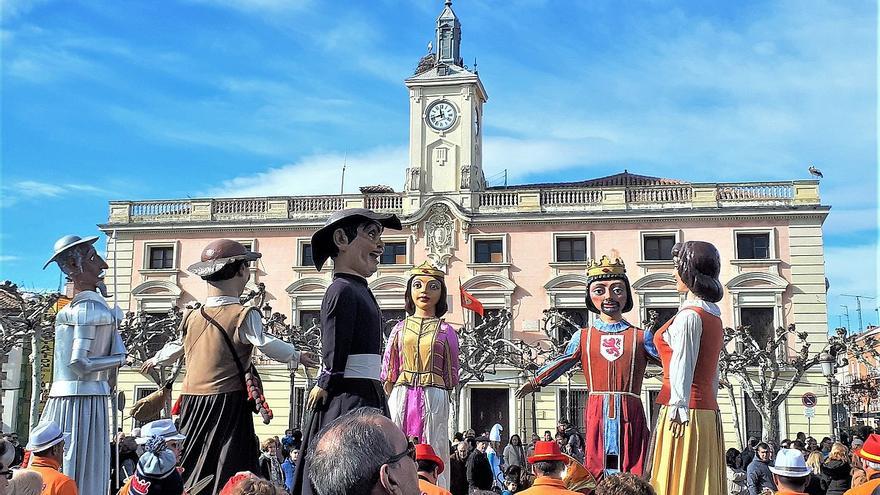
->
xmin=724 ymin=428 xmax=880 ymax=495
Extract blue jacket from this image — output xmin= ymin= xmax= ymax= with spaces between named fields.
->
xmin=746 ymin=457 xmax=776 ymax=495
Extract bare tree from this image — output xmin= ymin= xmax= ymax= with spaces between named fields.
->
xmin=0 ymin=281 xmax=61 ymax=429
xmin=721 ymin=324 xmax=880 ymax=442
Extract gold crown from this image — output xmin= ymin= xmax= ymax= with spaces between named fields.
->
xmin=587 ymin=255 xmax=627 ymax=277
xmin=410 ymin=260 xmax=445 ymax=278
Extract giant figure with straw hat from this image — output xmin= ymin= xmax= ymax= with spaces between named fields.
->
xmin=516 ymin=255 xmax=659 ymax=481
xmin=293 ymin=208 xmax=402 ymax=495
xmin=41 ymin=234 xmax=127 ymax=495
xmin=381 ymin=260 xmax=460 ymax=490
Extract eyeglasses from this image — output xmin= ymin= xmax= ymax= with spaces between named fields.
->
xmin=383 ymin=441 xmax=416 ymax=466
xmin=0 ymin=470 xmax=12 ymax=480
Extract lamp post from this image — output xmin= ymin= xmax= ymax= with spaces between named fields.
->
xmin=820 ymin=351 xmax=836 ymax=438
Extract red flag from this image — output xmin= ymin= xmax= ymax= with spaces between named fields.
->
xmin=459 ymin=285 xmax=485 ymax=317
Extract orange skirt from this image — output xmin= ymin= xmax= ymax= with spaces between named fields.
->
xmin=649 ymin=405 xmax=727 ymax=495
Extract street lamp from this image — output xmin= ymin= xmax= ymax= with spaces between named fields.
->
xmin=820 ymin=352 xmax=836 ymax=438
xmin=262 ymin=303 xmax=273 ymax=321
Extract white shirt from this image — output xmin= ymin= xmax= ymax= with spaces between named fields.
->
xmin=661 ymin=299 xmax=721 ymax=422
xmin=150 ymin=296 xmax=301 ymax=368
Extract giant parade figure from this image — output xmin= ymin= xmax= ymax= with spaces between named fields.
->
xmin=293 ymin=208 xmax=402 ymax=495
xmin=516 ymin=255 xmax=658 ymax=481
xmin=648 ymin=241 xmax=727 ymax=495
xmin=141 ymin=239 xmax=319 ymax=493
xmin=381 ymin=261 xmax=460 ymax=490
xmin=42 ymin=234 xmax=127 ymax=495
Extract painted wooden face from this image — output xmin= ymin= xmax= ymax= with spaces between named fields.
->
xmin=589 ymin=279 xmax=628 ymax=318
xmin=410 ymin=275 xmax=442 ymax=314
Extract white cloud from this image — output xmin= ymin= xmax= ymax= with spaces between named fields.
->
xmin=0 ymin=255 xmax=22 ymax=263
xmin=187 ymin=0 xmax=312 ymax=14
xmin=2 ymin=180 xmax=113 ymax=207
xmin=203 ymin=145 xmax=408 ymax=197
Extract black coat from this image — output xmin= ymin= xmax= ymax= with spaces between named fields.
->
xmin=449 ymin=453 xmax=470 ymax=495
xmin=821 ymin=459 xmax=852 ymax=495
xmin=466 ymin=451 xmax=494 ymax=491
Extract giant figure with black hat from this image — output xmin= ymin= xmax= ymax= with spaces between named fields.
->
xmin=140 ymin=239 xmax=319 ymax=493
xmin=516 ymin=255 xmax=659 ymax=480
xmin=292 ymin=208 xmax=402 ymax=495
xmin=42 ymin=234 xmax=127 ymax=495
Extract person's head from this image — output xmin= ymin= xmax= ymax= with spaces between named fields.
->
xmin=796 ymin=432 xmax=807 ymax=442
xmin=285 ymin=429 xmax=293 ymax=437
xmin=187 ymin=240 xmax=260 ymax=295
xmin=465 ymin=437 xmax=476 ymax=452
xmin=554 ymin=432 xmax=567 ymax=448
xmin=456 ymin=441 xmax=469 ymax=457
xmin=805 ymin=451 xmax=823 ymax=474
xmin=405 ymin=263 xmax=448 ymax=317
xmin=453 ymin=432 xmax=464 ymax=443
xmin=671 ymin=241 xmax=723 ymax=302
xmin=828 ymin=442 xmax=848 ymax=462
xmin=747 ymin=436 xmax=759 ymax=450
xmin=129 ymin=436 xmax=185 ymax=495
xmin=230 ymin=477 xmax=288 ymax=495
xmin=726 ymin=448 xmax=741 ymax=469
xmin=416 ymin=459 xmax=441 ymax=483
xmin=769 ymin=448 xmax=812 ymax=492
xmin=262 ymin=437 xmax=279 ymax=455
xmin=293 ymin=430 xmax=302 ymax=441
xmin=310 ymin=209 xmax=401 ymax=273
xmin=780 ymin=439 xmax=791 ymax=449
xmin=821 ymin=437 xmax=833 ymax=452
xmin=9 ymin=469 xmax=43 ymax=495
xmin=806 ymin=437 xmax=818 ymax=450
xmin=509 ymin=434 xmax=521 ymax=447
xmin=556 ymin=419 xmax=570 ymax=433
xmin=792 ymin=440 xmax=805 ymax=452
xmin=465 ymin=429 xmax=476 ymax=438
xmin=543 ymin=430 xmax=553 ymax=441
xmin=595 ymin=472 xmax=657 ymax=495
xmin=531 ymin=433 xmax=540 ymax=444
xmin=309 ymin=407 xmax=418 ymax=495
xmin=290 ymin=448 xmax=300 ymax=462
xmin=475 ymin=437 xmax=489 ymax=453
xmin=586 ymin=258 xmax=633 ymax=319
xmin=756 ymin=442 xmax=771 ymax=462
xmin=528 ymin=441 xmax=568 ymax=479
xmin=532 ymin=460 xmax=565 ymax=479
xmin=7 ymin=433 xmax=18 ymax=446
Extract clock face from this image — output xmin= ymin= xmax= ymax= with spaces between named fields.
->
xmin=426 ymin=101 xmax=457 ymax=131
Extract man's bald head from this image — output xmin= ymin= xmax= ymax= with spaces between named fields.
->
xmin=308 ymin=407 xmax=415 ymax=495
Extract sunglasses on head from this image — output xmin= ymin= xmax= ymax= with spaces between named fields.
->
xmin=384 ymin=441 xmax=416 ymax=466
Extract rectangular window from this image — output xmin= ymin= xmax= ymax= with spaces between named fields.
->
xmin=300 ymin=244 xmax=314 ymax=267
xmin=740 ymin=307 xmax=775 ymax=349
xmin=644 ymin=307 xmax=678 ymax=329
xmin=382 ymin=309 xmax=407 ymax=338
xmin=556 ymin=237 xmax=587 ymax=262
xmin=148 ymin=246 xmax=174 ymax=269
xmin=474 ymin=239 xmax=503 ymax=264
xmin=299 ymin=310 xmax=321 ymax=329
xmin=558 ymin=389 xmax=588 ymax=434
xmin=380 ymin=242 xmax=407 ymax=265
xmin=643 ymin=235 xmax=676 ymax=261
xmin=736 ymin=233 xmax=771 ymax=259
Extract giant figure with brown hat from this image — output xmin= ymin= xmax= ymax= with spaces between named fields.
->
xmin=292 ymin=208 xmax=402 ymax=495
xmin=42 ymin=234 xmax=127 ymax=495
xmin=141 ymin=239 xmax=318 ymax=493
xmin=516 ymin=255 xmax=659 ymax=480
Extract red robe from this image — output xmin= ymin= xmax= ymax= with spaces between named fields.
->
xmin=534 ymin=322 xmax=655 ymax=479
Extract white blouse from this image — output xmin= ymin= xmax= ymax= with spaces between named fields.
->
xmin=661 ymin=299 xmax=721 ymax=422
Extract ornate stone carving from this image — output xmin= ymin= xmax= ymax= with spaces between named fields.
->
xmin=460 ymin=165 xmax=470 ymax=189
xmin=424 ymin=203 xmax=455 ymax=270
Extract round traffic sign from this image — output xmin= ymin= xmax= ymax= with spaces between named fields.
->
xmin=802 ymin=392 xmax=818 ymax=407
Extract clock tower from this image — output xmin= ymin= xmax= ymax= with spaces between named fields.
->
xmin=404 ymin=0 xmax=488 ymax=211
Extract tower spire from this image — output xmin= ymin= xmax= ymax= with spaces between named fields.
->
xmin=436 ymin=0 xmax=462 ymax=66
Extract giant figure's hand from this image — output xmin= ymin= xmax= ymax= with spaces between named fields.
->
xmin=307 ymin=386 xmax=328 ymax=410
xmin=383 ymin=381 xmax=394 ymax=396
xmin=140 ymin=358 xmax=157 ymax=375
xmin=515 ymin=381 xmax=537 ymax=399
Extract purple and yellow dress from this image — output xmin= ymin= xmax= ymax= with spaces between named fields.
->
xmin=381 ymin=316 xmax=459 ymax=489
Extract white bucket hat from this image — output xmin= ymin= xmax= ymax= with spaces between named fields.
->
xmin=135 ymin=419 xmax=186 ymax=445
xmin=26 ymin=421 xmax=70 ymax=452
xmin=769 ymin=448 xmax=811 ymax=477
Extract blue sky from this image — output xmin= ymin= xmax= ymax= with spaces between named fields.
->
xmin=1 ymin=0 xmax=877 ymax=329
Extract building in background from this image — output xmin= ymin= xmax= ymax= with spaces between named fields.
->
xmin=97 ymin=2 xmax=830 ymax=443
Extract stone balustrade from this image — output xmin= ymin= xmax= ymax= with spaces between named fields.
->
xmin=107 ymin=180 xmax=821 ymax=224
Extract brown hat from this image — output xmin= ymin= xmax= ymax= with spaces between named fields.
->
xmin=310 ymin=208 xmax=401 ymax=270
xmin=187 ymin=239 xmax=261 ymax=277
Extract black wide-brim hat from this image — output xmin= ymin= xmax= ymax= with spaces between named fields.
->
xmin=311 ymin=208 xmax=402 ymax=270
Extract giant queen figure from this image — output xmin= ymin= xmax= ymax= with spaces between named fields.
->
xmin=516 ymin=255 xmax=658 ymax=480
xmin=42 ymin=234 xmax=127 ymax=495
